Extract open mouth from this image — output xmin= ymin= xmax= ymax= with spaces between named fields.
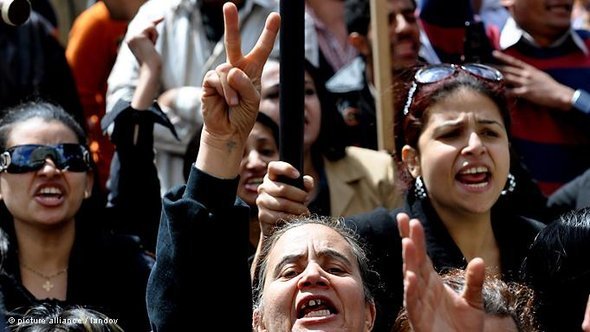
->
xmin=36 ymin=186 xmax=64 ymax=199
xmin=297 ymin=298 xmax=338 ymax=319
xmin=456 ymin=166 xmax=490 ymax=189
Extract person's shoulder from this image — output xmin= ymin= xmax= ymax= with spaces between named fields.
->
xmin=70 ymin=3 xmax=106 ymax=25
xmin=513 ymin=215 xmax=546 ymax=235
xmin=340 ymin=146 xmax=393 ymax=169
xmin=344 ymin=146 xmax=395 ymax=174
xmin=345 ymin=207 xmax=398 ymax=233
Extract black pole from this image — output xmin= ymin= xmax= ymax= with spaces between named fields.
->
xmin=279 ymin=0 xmax=304 ymax=188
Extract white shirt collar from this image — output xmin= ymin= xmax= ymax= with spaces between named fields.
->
xmin=499 ymin=16 xmax=588 ymax=55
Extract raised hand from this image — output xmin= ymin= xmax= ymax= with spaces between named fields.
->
xmin=126 ymin=17 xmax=164 ymax=110
xmin=397 ymin=213 xmax=486 ymax=332
xmin=492 ymin=50 xmax=574 ymax=111
xmin=196 ymin=3 xmax=280 ymax=179
xmin=256 ymin=161 xmax=314 ymax=236
xmin=126 ymin=17 xmax=163 ymax=67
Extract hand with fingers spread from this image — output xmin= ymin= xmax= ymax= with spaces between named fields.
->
xmin=196 ymin=3 xmax=280 ymax=179
xmin=492 ymin=50 xmax=575 ymax=111
xmin=397 ymin=212 xmax=486 ymax=332
xmin=255 ymin=161 xmax=315 ymax=236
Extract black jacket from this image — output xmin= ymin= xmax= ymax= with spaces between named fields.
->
xmin=0 ymin=102 xmax=169 ymax=331
xmin=147 ymin=168 xmax=252 ymax=331
xmin=345 ymin=190 xmax=545 ymax=332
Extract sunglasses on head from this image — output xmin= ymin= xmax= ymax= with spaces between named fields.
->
xmin=403 ymin=63 xmax=504 ymax=116
xmin=0 ymin=144 xmax=92 ymax=174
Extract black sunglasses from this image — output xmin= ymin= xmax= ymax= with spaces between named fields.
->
xmin=403 ymin=63 xmax=504 ymax=116
xmin=0 ymin=144 xmax=92 ymax=174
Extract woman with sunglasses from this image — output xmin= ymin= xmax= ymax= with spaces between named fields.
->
xmin=0 ymin=17 xmax=171 ymax=331
xmin=256 ymin=62 xmax=546 ymax=331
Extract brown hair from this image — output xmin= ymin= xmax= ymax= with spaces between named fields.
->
xmin=392 ymin=66 xmax=511 ymax=185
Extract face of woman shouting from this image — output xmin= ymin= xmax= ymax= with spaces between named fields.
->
xmin=0 ymin=117 xmax=93 ymax=229
xmin=253 ymin=222 xmax=376 ymax=332
xmin=402 ymin=87 xmax=510 ymax=219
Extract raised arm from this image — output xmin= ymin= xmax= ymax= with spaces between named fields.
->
xmin=101 ymin=17 xmax=173 ymax=252
xmin=196 ymin=3 xmax=279 ymax=179
xmin=146 ymin=4 xmax=280 ymax=331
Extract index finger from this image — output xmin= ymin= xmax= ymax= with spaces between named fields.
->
xmin=492 ymin=50 xmax=529 ymax=69
xmin=223 ymin=2 xmax=242 ymax=64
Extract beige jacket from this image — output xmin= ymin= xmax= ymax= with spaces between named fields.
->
xmin=324 ymin=146 xmax=403 ymax=217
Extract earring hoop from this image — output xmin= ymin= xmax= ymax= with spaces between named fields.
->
xmin=501 ymin=173 xmax=516 ymax=196
xmin=414 ymin=176 xmax=427 ymax=200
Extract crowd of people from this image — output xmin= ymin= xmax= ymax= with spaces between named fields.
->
xmin=1 ymin=0 xmax=590 ymax=331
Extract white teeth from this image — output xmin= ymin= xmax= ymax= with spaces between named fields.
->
xmin=39 ymin=187 xmax=62 ymax=195
xmin=465 ymin=182 xmax=488 ymax=189
xmin=301 ymin=299 xmax=322 ymax=310
xmin=247 ymin=178 xmax=263 ymax=185
xmin=460 ymin=166 xmax=488 ymax=174
xmin=304 ymin=309 xmax=331 ymax=318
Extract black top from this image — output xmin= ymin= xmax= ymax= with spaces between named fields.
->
xmin=345 ymin=188 xmax=545 ymax=332
xmin=0 ymin=101 xmax=171 ymax=331
xmin=0 ymin=226 xmax=154 ymax=331
xmin=147 ymin=168 xmax=252 ymax=332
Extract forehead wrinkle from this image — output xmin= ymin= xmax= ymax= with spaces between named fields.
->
xmin=431 ymin=110 xmax=503 ymax=128
xmin=270 ymin=245 xmax=355 ymax=279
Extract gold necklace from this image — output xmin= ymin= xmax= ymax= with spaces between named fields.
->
xmin=20 ymin=263 xmax=68 ymax=292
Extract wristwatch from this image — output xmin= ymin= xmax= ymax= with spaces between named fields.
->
xmin=571 ymin=89 xmax=590 ymax=114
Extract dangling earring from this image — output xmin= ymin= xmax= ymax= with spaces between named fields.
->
xmin=84 ymin=190 xmax=91 ymax=199
xmin=414 ymin=176 xmax=427 ymax=200
xmin=501 ymin=173 xmax=516 ymax=196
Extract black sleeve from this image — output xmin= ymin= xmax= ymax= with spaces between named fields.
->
xmin=103 ymin=100 xmax=176 ymax=252
xmin=147 ymin=167 xmax=252 ymax=332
